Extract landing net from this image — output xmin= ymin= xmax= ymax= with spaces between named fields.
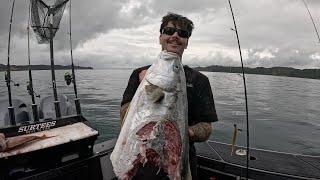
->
xmin=30 ymin=0 xmax=69 ymax=44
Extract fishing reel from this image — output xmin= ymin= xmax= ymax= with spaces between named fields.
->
xmin=64 ymin=72 xmax=73 ymax=86
xmin=4 ymin=72 xmax=19 ymax=86
xmin=27 ymin=82 xmax=40 ymax=98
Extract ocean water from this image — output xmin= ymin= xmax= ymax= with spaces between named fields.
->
xmin=0 ymin=69 xmax=319 ymax=156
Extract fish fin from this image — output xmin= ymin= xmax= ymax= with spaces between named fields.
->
xmin=142 ymin=158 xmax=147 ymax=167
xmin=186 ymin=163 xmax=192 ymax=180
xmin=156 ymin=166 xmax=161 ymax=175
xmin=145 ymin=84 xmax=165 ymax=103
xmin=39 ymin=134 xmax=56 ymax=139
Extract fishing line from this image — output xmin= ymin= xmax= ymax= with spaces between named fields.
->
xmin=68 ymin=0 xmax=81 ymax=115
xmin=27 ymin=0 xmax=40 ymax=122
xmin=302 ymin=0 xmax=320 ymax=43
xmin=6 ymin=0 xmax=17 ymax=125
xmin=227 ymin=0 xmax=250 ymax=179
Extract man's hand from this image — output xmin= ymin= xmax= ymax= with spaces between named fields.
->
xmin=139 ymin=70 xmax=147 ymax=82
xmin=188 ymin=122 xmax=212 ymax=142
xmin=120 ymin=102 xmax=130 ymax=127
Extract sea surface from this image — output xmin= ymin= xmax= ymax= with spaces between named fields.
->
xmin=0 ymin=69 xmax=319 ymax=156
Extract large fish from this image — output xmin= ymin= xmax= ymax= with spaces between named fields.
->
xmin=0 ymin=133 xmax=53 ymax=152
xmin=111 ymin=51 xmax=190 ymax=180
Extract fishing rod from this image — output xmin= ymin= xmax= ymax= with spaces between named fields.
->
xmin=67 ymin=0 xmax=81 ymax=115
xmin=30 ymin=0 xmax=69 ymax=119
xmin=227 ymin=0 xmax=250 ymax=179
xmin=49 ymin=13 xmax=61 ymax=118
xmin=6 ymin=0 xmax=17 ymax=126
xmin=47 ymin=0 xmax=70 ymax=118
xmin=302 ymin=0 xmax=320 ymax=43
xmin=27 ymin=0 xmax=39 ymax=122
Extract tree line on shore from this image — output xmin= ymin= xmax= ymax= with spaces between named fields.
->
xmin=0 ymin=64 xmax=92 ymax=71
xmin=194 ymin=65 xmax=320 ymax=80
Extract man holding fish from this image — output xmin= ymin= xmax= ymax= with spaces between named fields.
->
xmin=112 ymin=12 xmax=218 ymax=180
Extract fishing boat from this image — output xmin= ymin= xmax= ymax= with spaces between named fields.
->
xmin=0 ymin=0 xmax=99 ymax=179
xmin=1 ymin=0 xmax=320 ymax=180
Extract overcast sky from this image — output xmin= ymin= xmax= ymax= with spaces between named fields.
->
xmin=0 ymin=0 xmax=319 ymax=69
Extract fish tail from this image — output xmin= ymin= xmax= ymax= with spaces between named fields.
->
xmin=39 ymin=134 xmax=55 ymax=139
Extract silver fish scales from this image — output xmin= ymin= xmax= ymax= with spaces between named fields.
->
xmin=111 ymin=51 xmax=190 ymax=180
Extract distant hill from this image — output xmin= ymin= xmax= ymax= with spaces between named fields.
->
xmin=194 ymin=65 xmax=320 ymax=80
xmin=0 ymin=64 xmax=93 ymax=71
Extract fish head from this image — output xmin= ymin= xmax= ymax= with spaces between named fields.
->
xmin=146 ymin=51 xmax=183 ymax=91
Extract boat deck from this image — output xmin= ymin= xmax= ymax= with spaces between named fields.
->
xmin=196 ymin=140 xmax=320 ymax=179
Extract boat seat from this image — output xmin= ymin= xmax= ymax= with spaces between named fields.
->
xmin=0 ymin=99 xmax=31 ymax=127
xmin=39 ymin=94 xmax=74 ymax=120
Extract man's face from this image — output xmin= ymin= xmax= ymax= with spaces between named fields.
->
xmin=159 ymin=21 xmax=189 ymax=57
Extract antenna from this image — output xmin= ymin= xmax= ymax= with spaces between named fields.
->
xmin=6 ymin=0 xmax=17 ymax=125
xmin=227 ymin=0 xmax=250 ymax=179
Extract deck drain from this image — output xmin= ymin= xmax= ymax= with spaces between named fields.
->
xmin=250 ymin=156 xmax=257 ymax=160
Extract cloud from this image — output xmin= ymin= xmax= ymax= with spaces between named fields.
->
xmin=0 ymin=0 xmax=319 ymax=69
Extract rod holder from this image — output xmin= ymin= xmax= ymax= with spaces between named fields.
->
xmin=75 ymin=98 xmax=81 ymax=115
xmin=32 ymin=104 xmax=39 ymax=122
xmin=8 ymin=106 xmax=16 ymax=125
xmin=54 ymin=101 xmax=61 ymax=118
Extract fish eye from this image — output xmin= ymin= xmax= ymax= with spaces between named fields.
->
xmin=173 ymin=65 xmax=179 ymax=72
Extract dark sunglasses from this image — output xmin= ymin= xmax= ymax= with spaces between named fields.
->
xmin=161 ymin=27 xmax=190 ymax=38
